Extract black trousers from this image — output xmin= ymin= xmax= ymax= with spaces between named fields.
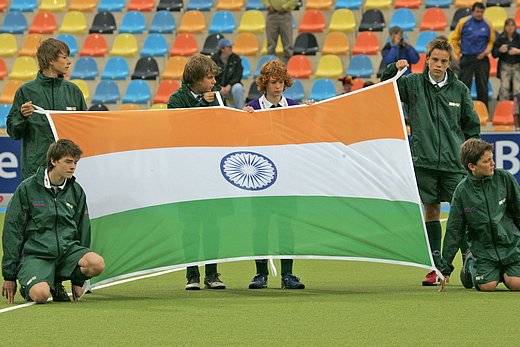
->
xmin=459 ymin=55 xmax=490 ymax=106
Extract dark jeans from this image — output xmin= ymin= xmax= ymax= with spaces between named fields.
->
xmin=459 ymin=55 xmax=490 ymax=106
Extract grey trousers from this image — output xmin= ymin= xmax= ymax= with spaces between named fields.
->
xmin=265 ymin=11 xmax=293 ymax=61
xmin=499 ymin=62 xmax=520 ymax=101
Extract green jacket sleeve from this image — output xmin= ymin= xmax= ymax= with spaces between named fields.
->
xmin=74 ymin=186 xmax=91 ymax=249
xmin=440 ymin=188 xmax=466 ymax=276
xmin=6 ymin=88 xmax=29 ymax=140
xmin=505 ymin=170 xmax=520 ymax=220
xmin=460 ymin=86 xmax=481 ymax=140
xmin=380 ymin=63 xmax=409 ymax=104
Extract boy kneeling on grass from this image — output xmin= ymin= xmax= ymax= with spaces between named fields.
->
xmin=2 ymin=139 xmax=105 ymax=304
xmin=439 ymin=138 xmax=520 ymax=292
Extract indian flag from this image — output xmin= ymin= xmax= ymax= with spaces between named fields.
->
xmin=45 ymin=77 xmax=433 ymax=287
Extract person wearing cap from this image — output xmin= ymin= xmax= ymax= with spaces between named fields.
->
xmin=211 ymin=38 xmax=245 ymax=109
xmin=338 ymin=76 xmax=354 ymax=94
xmin=381 ymin=26 xmax=419 ymax=76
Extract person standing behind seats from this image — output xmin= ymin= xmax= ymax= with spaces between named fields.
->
xmin=491 ymin=18 xmax=520 ymax=101
xmin=262 ymin=0 xmax=298 ymax=63
xmin=211 ymin=38 xmax=245 ymax=109
xmin=381 ymin=26 xmax=420 ymax=75
xmin=451 ymin=2 xmax=495 ymax=107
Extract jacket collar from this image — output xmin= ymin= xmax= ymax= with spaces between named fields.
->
xmin=36 ymin=70 xmax=64 ymax=86
xmin=422 ymin=67 xmax=458 ymax=85
xmin=35 ymin=166 xmax=75 ymax=188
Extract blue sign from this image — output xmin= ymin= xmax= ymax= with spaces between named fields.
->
xmin=0 ymin=136 xmax=21 ymax=197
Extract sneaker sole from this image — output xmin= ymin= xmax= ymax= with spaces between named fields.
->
xmin=281 ymin=285 xmax=305 ymax=289
xmin=248 ymin=284 xmax=268 ymax=289
xmin=421 ymin=281 xmax=439 ymax=286
xmin=185 ymin=285 xmax=201 ymax=290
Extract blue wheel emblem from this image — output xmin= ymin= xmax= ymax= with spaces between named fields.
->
xmin=220 ymin=151 xmax=277 ymax=191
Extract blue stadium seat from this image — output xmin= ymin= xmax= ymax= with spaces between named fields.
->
xmin=415 ymin=30 xmax=439 ymax=53
xmin=285 ymin=79 xmax=305 ymax=102
xmin=0 ymin=11 xmax=28 ymax=34
xmin=254 ymin=55 xmax=278 ymax=78
xmin=186 ymin=0 xmax=214 ymax=11
xmin=98 ymin=0 xmax=126 ymax=12
xmin=56 ymin=34 xmax=78 ymax=57
xmin=240 ymin=55 xmax=250 ymax=79
xmin=119 ymin=11 xmax=147 ymax=34
xmin=92 ymin=80 xmax=121 ymax=104
xmin=309 ymin=78 xmax=336 ymax=102
xmin=149 ymin=11 xmax=176 ymax=33
xmin=208 ymin=10 xmax=237 ymax=34
xmin=346 ymin=54 xmax=373 ymax=78
xmin=70 ymin=57 xmax=98 ymax=80
xmin=0 ymin=104 xmax=12 ymax=128
xmin=122 ymin=80 xmax=152 ymax=104
xmin=246 ymin=0 xmax=265 ymax=10
xmin=389 ymin=8 xmax=416 ymax=32
xmin=335 ymin=0 xmax=362 ymax=9
xmin=10 ymin=0 xmax=37 ymax=12
xmin=101 ymin=57 xmax=130 ymax=80
xmin=424 ymin=0 xmax=452 ymax=8
xmin=471 ymin=79 xmax=493 ymax=100
xmin=140 ymin=34 xmax=169 ymax=57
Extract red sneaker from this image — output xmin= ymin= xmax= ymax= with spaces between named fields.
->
xmin=422 ymin=270 xmax=440 ymax=286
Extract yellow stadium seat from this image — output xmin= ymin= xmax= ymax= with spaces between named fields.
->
xmin=59 ymin=11 xmax=88 ymax=34
xmin=151 ymin=103 xmax=168 ymax=109
xmin=493 ymin=125 xmax=514 ymax=132
xmin=238 ymin=10 xmax=265 ymax=34
xmin=0 ymin=33 xmax=18 ymax=57
xmin=329 ymin=9 xmax=356 ymax=32
xmin=454 ymin=0 xmax=475 ymax=8
xmin=162 ymin=56 xmax=187 ymax=80
xmin=215 ymin=0 xmax=245 ymax=11
xmin=70 ymin=79 xmax=90 ymax=101
xmin=473 ymin=100 xmax=489 ymax=125
xmin=322 ymin=31 xmax=350 ymax=55
xmin=9 ymin=56 xmax=38 ymax=81
xmin=485 ymin=6 xmax=507 ymax=31
xmin=305 ymin=0 xmax=333 ymax=10
xmin=178 ymin=10 xmax=206 ymax=33
xmin=0 ymin=80 xmax=23 ymax=103
xmin=110 ymin=34 xmax=139 ymax=57
xmin=233 ymin=32 xmax=259 ymax=56
xmin=69 ymin=0 xmax=97 ymax=11
xmin=261 ymin=36 xmax=283 ymax=55
xmin=120 ymin=103 xmax=142 ymax=110
xmin=19 ymin=34 xmax=43 ymax=57
xmin=364 ymin=0 xmax=392 ymax=9
xmin=39 ymin=0 xmax=68 ymax=11
xmin=314 ymin=55 xmax=344 ymax=79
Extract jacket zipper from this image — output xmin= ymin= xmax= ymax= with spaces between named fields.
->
xmin=51 ymin=78 xmax=55 ymax=109
xmin=53 ymin=190 xmax=61 ymax=258
xmin=481 ymin=180 xmax=502 ymax=262
xmin=435 ymin=86 xmax=441 ymax=169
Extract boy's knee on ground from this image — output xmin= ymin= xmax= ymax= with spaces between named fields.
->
xmin=503 ymin=274 xmax=520 ymax=291
xmin=477 ymin=282 xmax=498 ymax=292
xmin=79 ymin=252 xmax=105 ymax=277
xmin=29 ymin=282 xmax=51 ymax=304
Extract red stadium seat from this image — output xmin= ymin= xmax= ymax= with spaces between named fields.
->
xmin=170 ymin=34 xmax=198 ymax=56
xmin=287 ymin=55 xmax=312 ymax=79
xmin=80 ymin=33 xmax=109 ymax=57
xmin=29 ymin=11 xmax=57 ymax=34
xmin=419 ymin=8 xmax=447 ymax=31
xmin=153 ymin=80 xmax=181 ymax=104
xmin=492 ymin=100 xmax=514 ymax=126
xmin=298 ymin=9 xmax=326 ymax=33
xmin=352 ymin=32 xmax=380 ymax=55
xmin=128 ymin=0 xmax=155 ymax=11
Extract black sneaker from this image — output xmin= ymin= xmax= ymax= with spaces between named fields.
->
xmin=51 ymin=283 xmax=71 ymax=302
xmin=185 ymin=276 xmax=201 ymax=290
xmin=204 ymin=273 xmax=226 ymax=289
xmin=249 ymin=273 xmax=268 ymax=289
xmin=281 ymin=274 xmax=305 ymax=289
xmin=19 ymin=285 xmax=32 ymax=302
xmin=460 ymin=252 xmax=475 ymax=289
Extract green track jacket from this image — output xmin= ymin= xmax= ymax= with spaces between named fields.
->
xmin=441 ymin=169 xmax=520 ymax=276
xmin=167 ymin=83 xmax=225 ymax=109
xmin=2 ymin=168 xmax=91 ymax=281
xmin=381 ymin=65 xmax=480 ymax=173
xmin=6 ymin=71 xmax=87 ymax=179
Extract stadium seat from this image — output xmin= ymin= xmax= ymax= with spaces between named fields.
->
xmin=389 ymin=8 xmax=416 ymax=32
xmin=335 ymin=0 xmax=362 ymax=9
xmin=9 ymin=56 xmax=38 ymax=81
xmin=200 ymin=33 xmax=226 ymax=55
xmin=0 ymin=104 xmax=12 ymax=128
xmin=352 ymin=32 xmax=380 ymax=55
xmin=80 ymin=34 xmax=109 ymax=57
xmin=88 ymin=103 xmax=109 ymax=111
xmin=419 ymin=8 xmax=447 ymax=31
xmin=153 ymin=79 xmax=180 ymax=103
xmin=364 ymin=0 xmax=392 ymax=9
xmin=287 ymin=55 xmax=312 ymax=79
xmin=209 ymin=10 xmax=237 ymax=34
xmin=293 ymin=32 xmax=319 ymax=55
xmin=0 ymin=59 xmax=8 ymax=79
xmin=415 ymin=30 xmax=439 ymax=53
xmin=492 ymin=100 xmax=514 ymax=125
xmin=70 ymin=57 xmax=98 ymax=79
xmin=101 ymin=57 xmax=130 ymax=80
xmin=245 ymin=0 xmax=265 ymax=10
xmin=122 ymin=80 xmax=152 ymax=104
xmin=358 ymin=9 xmax=385 ymax=32
xmin=473 ymin=100 xmax=489 ymax=125
xmin=328 ymin=9 xmax=356 ymax=32
xmin=157 ymin=0 xmax=183 ymax=11
xmin=92 ymin=80 xmax=120 ymax=104
xmin=233 ymin=32 xmax=259 ymax=56
xmin=346 ymin=54 xmax=374 ymax=78
xmin=186 ymin=0 xmax=214 ymax=11
xmin=424 ymin=0 xmax=451 ymax=7
xmin=39 ymin=0 xmax=67 ymax=11
xmin=163 ymin=56 xmax=187 ymax=79
xmin=0 ymin=11 xmax=28 ymax=34
xmin=314 ymin=55 xmax=344 ymax=79
xmin=238 ymin=10 xmax=265 ymax=33
xmin=56 ymin=34 xmax=78 ymax=56
xmin=216 ymin=0 xmax=244 ymax=11
xmin=0 ymin=80 xmax=23 ymax=103
xmin=305 ymin=0 xmax=333 ymax=10
xmin=170 ymin=34 xmax=199 ymax=56
xmin=351 ymin=78 xmax=365 ymax=91
xmin=450 ymin=7 xmax=470 ymax=30
xmin=492 ymin=125 xmax=514 ymax=131
xmin=151 ymin=103 xmax=168 ymax=109
xmin=110 ymin=34 xmax=139 ymax=57
xmin=119 ymin=11 xmax=147 ymax=34
xmin=149 ymin=11 xmax=176 ymax=33
xmin=179 ymin=10 xmax=206 ymax=33
xmin=298 ymin=9 xmax=326 ymax=33
xmin=516 ymin=8 xmax=520 ymax=27
xmin=394 ymin=0 xmax=421 ymax=8
xmin=260 ymin=36 xmax=284 ymax=55
xmin=309 ymin=78 xmax=336 ymax=101
xmin=59 ymin=11 xmax=88 ymax=34
xmin=0 ymin=34 xmax=18 ymax=57
xmin=90 ymin=11 xmax=117 ymax=34
xmin=454 ymin=0 xmax=474 ymax=8
xmin=128 ymin=0 xmax=156 ymax=11
xmin=132 ymin=56 xmax=160 ymax=80
xmin=120 ymin=103 xmax=142 ymax=110
xmin=411 ymin=53 xmax=426 ymax=73
xmin=240 ymin=55 xmax=250 ymax=79
xmin=470 ymin=79 xmax=494 ymax=100
xmin=18 ymin=33 xmax=42 ymax=57
xmin=141 ymin=34 xmax=169 ymax=57
xmin=70 ymin=79 xmax=90 ymax=101
xmin=489 ymin=54 xmax=497 ymax=77
xmin=98 ymin=0 xmax=125 ymax=12
xmin=487 ymin=0 xmax=512 ymax=6
xmin=0 ymin=0 xmax=6 ymax=12
xmin=245 ymin=81 xmax=261 ymax=102
xmin=10 ymin=0 xmax=37 ymax=12
xmin=284 ymin=79 xmax=305 ymax=102
xmin=322 ymin=31 xmax=350 ymax=55
xmin=69 ymin=0 xmax=97 ymax=12
xmin=254 ymin=55 xmax=278 ymax=77
xmin=485 ymin=6 xmax=507 ymax=31
xmin=29 ymin=11 xmax=57 ymax=34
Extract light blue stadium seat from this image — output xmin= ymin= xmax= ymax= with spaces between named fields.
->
xmin=254 ymin=55 xmax=278 ymax=78
xmin=424 ymin=0 xmax=452 ymax=8
xmin=346 ymin=54 xmax=373 ymax=78
xmin=241 ymin=56 xmax=251 ymax=80
xmin=119 ymin=11 xmax=147 ymax=34
xmin=9 ymin=0 xmax=37 ymax=12
xmin=149 ymin=11 xmax=176 ymax=34
xmin=92 ymin=80 xmax=121 ymax=104
xmin=140 ymin=34 xmax=169 ymax=57
xmin=0 ymin=104 xmax=12 ymax=128
xmin=70 ymin=57 xmax=98 ymax=80
xmin=122 ymin=80 xmax=151 ymax=104
xmin=186 ymin=0 xmax=214 ymax=11
xmin=335 ymin=0 xmax=362 ymax=9
xmin=208 ymin=10 xmax=236 ymax=34
xmin=309 ymin=78 xmax=336 ymax=102
xmin=246 ymin=0 xmax=265 ymax=10
xmin=415 ymin=30 xmax=439 ymax=54
xmin=56 ymin=34 xmax=78 ymax=57
xmin=285 ymin=79 xmax=305 ymax=102
xmin=101 ymin=57 xmax=130 ymax=80
xmin=98 ymin=0 xmax=126 ymax=12
xmin=0 ymin=11 xmax=28 ymax=34
xmin=389 ymin=8 xmax=416 ymax=32
xmin=471 ymin=79 xmax=494 ymax=100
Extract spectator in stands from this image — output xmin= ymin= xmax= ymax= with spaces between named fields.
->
xmin=338 ymin=75 xmax=354 ymax=94
xmin=491 ymin=18 xmax=520 ymax=101
xmin=6 ymin=38 xmax=87 ymax=303
xmin=263 ymin=0 xmax=298 ymax=62
xmin=363 ymin=81 xmax=375 ymax=88
xmin=381 ymin=26 xmax=420 ymax=75
xmin=212 ymin=38 xmax=245 ymax=109
xmin=381 ymin=37 xmax=480 ymax=287
xmin=167 ymin=54 xmax=226 ymax=291
xmin=2 ymin=139 xmax=105 ymax=304
xmin=451 ymin=2 xmax=495 ymax=107
xmin=514 ymin=94 xmax=520 ymax=131
xmin=439 ymin=138 xmax=520 ymax=292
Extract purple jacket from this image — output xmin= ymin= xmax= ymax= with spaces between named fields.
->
xmin=246 ymin=97 xmax=299 ymax=110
